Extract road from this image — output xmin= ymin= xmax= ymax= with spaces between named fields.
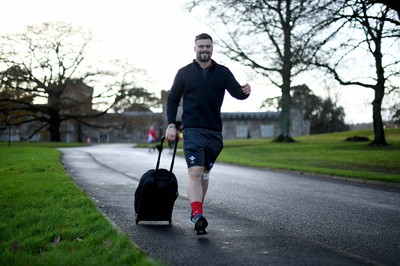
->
xmin=59 ymin=144 xmax=400 ymax=266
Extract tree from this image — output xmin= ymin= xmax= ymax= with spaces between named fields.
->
xmin=188 ymin=0 xmax=340 ymax=141
xmin=0 ymin=22 xmax=158 ymax=141
xmin=104 ymin=62 xmax=161 ymax=113
xmin=261 ymin=84 xmax=349 ymax=134
xmin=314 ymin=1 xmax=400 ymax=146
xmin=309 ymin=97 xmax=349 ymax=134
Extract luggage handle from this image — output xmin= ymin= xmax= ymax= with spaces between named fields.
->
xmin=155 ymin=134 xmax=179 ymax=177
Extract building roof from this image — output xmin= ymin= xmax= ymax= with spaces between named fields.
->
xmin=221 ymin=112 xmax=279 ymax=121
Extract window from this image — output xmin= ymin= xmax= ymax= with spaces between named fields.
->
xmin=236 ymin=125 xmax=248 ymax=138
xmin=261 ymin=125 xmax=274 ymax=138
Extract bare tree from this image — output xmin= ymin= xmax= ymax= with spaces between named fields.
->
xmin=372 ymin=0 xmax=400 ymax=19
xmin=102 ymin=61 xmax=161 ymax=113
xmin=0 ymin=22 xmax=157 ymax=141
xmin=314 ymin=1 xmax=399 ymax=146
xmin=187 ymin=0 xmax=340 ymax=141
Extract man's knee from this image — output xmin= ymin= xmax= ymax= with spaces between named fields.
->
xmin=188 ymin=166 xmax=204 ymax=179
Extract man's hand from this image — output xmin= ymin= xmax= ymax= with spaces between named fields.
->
xmin=165 ymin=124 xmax=177 ymax=141
xmin=241 ymin=83 xmax=251 ymax=95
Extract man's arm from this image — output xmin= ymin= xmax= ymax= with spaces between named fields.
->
xmin=166 ymin=71 xmax=183 ymax=141
xmin=225 ymin=68 xmax=251 ymax=100
xmin=167 ymin=70 xmax=184 ymax=124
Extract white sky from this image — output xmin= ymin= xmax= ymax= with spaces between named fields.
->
xmin=0 ymin=0 xmax=375 ymax=124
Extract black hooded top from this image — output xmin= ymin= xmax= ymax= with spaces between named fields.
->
xmin=167 ymin=60 xmax=249 ymax=132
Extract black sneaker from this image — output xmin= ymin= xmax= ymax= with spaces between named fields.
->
xmin=193 ymin=214 xmax=208 ymax=235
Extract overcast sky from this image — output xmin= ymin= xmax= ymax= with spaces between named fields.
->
xmin=0 ymin=0 xmax=375 ymax=124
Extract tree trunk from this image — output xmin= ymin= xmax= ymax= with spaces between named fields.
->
xmin=370 ymin=35 xmax=387 ymax=146
xmin=280 ymin=87 xmax=292 ymax=139
xmin=371 ymin=88 xmax=387 ymax=146
xmin=49 ymin=111 xmax=62 ymax=142
xmin=275 ymin=83 xmax=294 ymax=142
xmin=77 ymin=122 xmax=83 ymax=143
xmin=275 ymin=5 xmax=295 ymax=143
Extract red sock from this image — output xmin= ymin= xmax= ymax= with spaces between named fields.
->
xmin=191 ymin=201 xmax=203 ymax=216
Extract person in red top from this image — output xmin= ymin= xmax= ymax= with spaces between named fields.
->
xmin=147 ymin=126 xmax=157 ymax=152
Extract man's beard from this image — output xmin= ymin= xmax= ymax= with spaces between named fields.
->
xmin=198 ymin=52 xmax=211 ymax=62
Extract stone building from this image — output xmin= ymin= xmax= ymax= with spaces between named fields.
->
xmin=1 ymin=86 xmax=309 ymax=143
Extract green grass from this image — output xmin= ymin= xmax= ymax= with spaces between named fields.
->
xmin=135 ymin=129 xmax=400 ymax=183
xmin=137 ymin=129 xmax=400 ymax=183
xmin=0 ymin=142 xmax=161 ymax=266
xmin=219 ymin=128 xmax=400 ymax=183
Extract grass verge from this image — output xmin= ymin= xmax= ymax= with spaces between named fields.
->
xmin=136 ymin=128 xmax=400 ymax=183
xmin=219 ymin=128 xmax=400 ymax=183
xmin=0 ymin=142 xmax=161 ymax=266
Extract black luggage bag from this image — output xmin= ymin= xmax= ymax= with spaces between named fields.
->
xmin=134 ymin=136 xmax=179 ymax=224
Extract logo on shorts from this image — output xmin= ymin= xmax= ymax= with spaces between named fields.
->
xmin=189 ymin=155 xmax=196 ymax=164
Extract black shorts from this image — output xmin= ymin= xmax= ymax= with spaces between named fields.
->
xmin=183 ymin=128 xmax=223 ymax=170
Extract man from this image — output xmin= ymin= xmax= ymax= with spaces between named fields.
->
xmin=165 ymin=33 xmax=251 ymax=235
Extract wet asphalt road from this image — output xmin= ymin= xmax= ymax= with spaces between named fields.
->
xmin=59 ymin=144 xmax=400 ymax=266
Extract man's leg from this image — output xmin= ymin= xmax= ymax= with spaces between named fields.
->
xmin=201 ymin=171 xmax=210 ymax=204
xmin=188 ymin=166 xmax=204 ymax=206
xmin=188 ymin=166 xmax=208 ymax=235
xmin=187 ymin=168 xmax=210 ymax=211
